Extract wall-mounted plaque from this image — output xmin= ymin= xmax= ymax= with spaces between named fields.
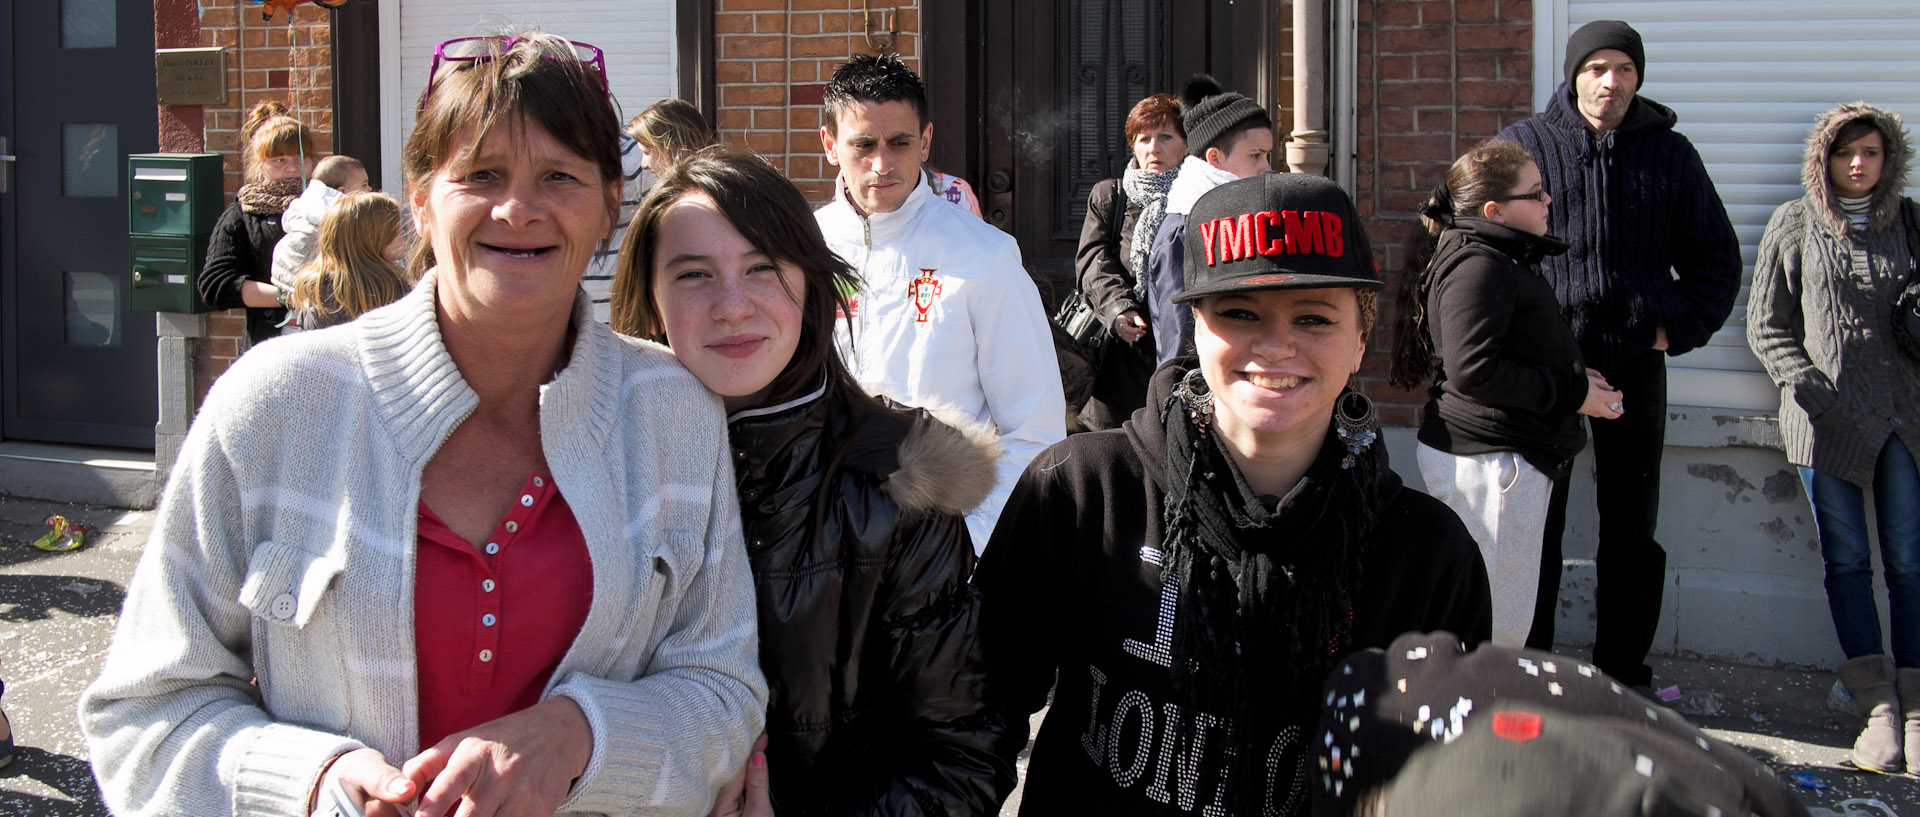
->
xmin=155 ymin=47 xmax=226 ymax=106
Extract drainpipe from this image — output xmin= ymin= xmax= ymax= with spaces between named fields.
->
xmin=1286 ymin=0 xmax=1329 ymax=176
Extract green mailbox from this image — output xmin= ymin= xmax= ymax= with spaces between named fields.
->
xmin=128 ymin=153 xmax=224 ymax=313
xmin=130 ymin=235 xmax=208 ymax=314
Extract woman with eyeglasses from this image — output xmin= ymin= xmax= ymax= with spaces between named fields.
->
xmin=1389 ymin=138 xmax=1623 ymax=648
xmin=80 ymin=32 xmax=766 ymax=817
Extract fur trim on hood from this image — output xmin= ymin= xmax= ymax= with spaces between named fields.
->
xmin=1803 ymin=101 xmax=1913 ymax=237
xmin=884 ymin=409 xmax=1002 ymax=518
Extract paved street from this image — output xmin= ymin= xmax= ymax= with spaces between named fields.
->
xmin=0 ymin=494 xmax=1914 ymax=816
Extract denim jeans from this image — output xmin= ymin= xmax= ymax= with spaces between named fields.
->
xmin=1798 ymin=434 xmax=1920 ymax=669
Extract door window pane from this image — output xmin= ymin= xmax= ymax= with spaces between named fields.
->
xmin=62 ymin=0 xmax=116 ymax=49
xmin=65 ymin=272 xmax=121 ymax=347
xmin=64 ymin=124 xmax=118 ymax=198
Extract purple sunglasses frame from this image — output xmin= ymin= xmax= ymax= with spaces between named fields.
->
xmin=425 ymin=36 xmax=608 ymax=105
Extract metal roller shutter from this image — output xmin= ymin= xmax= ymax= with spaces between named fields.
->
xmin=377 ymin=0 xmax=676 ymax=193
xmin=1537 ymin=0 xmax=1920 ymax=411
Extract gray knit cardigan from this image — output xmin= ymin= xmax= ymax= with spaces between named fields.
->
xmin=79 ymin=274 xmax=768 ymax=816
xmin=1748 ymin=102 xmax=1920 ymax=487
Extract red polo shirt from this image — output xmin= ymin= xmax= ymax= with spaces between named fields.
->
xmin=414 ymin=473 xmax=593 ymax=749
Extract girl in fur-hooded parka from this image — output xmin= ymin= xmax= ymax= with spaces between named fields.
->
xmin=1748 ymin=101 xmax=1920 ymax=774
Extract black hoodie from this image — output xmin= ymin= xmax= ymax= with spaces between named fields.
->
xmin=975 ymin=362 xmax=1491 ymax=817
xmin=1416 ymin=218 xmax=1589 ymax=478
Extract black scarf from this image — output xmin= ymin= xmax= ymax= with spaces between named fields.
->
xmin=1157 ymin=374 xmax=1377 ymax=814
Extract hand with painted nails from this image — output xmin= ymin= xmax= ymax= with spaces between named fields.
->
xmin=707 ymin=732 xmax=773 ymax=817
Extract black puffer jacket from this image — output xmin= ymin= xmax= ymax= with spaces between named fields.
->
xmin=728 ymin=377 xmax=1020 ymax=816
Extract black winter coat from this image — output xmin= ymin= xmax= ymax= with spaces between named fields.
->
xmin=1500 ymin=85 xmax=1741 ymax=371
xmin=728 ymin=378 xmax=1020 ymax=817
xmin=199 ymin=201 xmax=289 ymax=345
xmin=1075 ymin=179 xmax=1158 ymax=430
xmin=1416 ymin=218 xmax=1589 ymax=477
xmin=975 ymin=362 xmax=1492 ymax=817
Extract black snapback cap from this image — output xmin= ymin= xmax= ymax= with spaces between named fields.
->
xmin=1173 ymin=172 xmax=1381 ymax=304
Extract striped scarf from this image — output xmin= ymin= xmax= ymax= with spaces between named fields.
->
xmin=1123 ymin=161 xmax=1179 ymax=300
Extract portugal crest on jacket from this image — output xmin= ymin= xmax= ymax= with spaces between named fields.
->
xmin=909 ymin=268 xmax=942 ymax=323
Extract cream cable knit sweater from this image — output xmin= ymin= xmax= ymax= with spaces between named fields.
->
xmin=79 ymin=274 xmax=767 ymax=816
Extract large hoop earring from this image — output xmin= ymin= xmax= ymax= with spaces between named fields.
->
xmin=1176 ymin=367 xmax=1214 ymax=430
xmin=1334 ymin=389 xmax=1379 ymax=470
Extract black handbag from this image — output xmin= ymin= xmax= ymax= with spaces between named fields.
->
xmin=1896 ymin=199 xmax=1920 ymax=362
xmin=1053 ymin=289 xmax=1108 ymax=363
xmin=1051 ymin=184 xmax=1129 ymax=368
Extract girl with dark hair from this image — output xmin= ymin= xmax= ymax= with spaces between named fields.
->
xmin=1075 ymin=92 xmax=1187 ymax=430
xmin=1390 ymin=138 xmax=1622 ymax=648
xmin=1749 ymin=101 xmax=1920 ymax=774
xmin=977 ymin=172 xmax=1489 ymax=817
xmin=612 ymin=147 xmax=1018 ymax=817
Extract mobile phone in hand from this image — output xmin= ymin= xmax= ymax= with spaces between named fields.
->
xmin=314 ymin=774 xmax=365 ymax=817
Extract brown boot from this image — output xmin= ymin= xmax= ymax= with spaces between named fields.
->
xmin=1898 ymin=667 xmax=1920 ymax=774
xmin=1837 ymin=655 xmax=1904 ymax=773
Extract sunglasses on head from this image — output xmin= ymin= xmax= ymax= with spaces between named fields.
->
xmin=425 ymin=36 xmax=608 ymax=105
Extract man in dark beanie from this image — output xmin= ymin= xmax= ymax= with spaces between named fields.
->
xmin=1144 ymin=75 xmax=1276 ymax=366
xmin=1499 ymin=20 xmax=1740 ymax=690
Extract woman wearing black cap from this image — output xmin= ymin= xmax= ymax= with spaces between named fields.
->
xmin=1390 ymin=138 xmax=1623 ymax=649
xmin=975 ymin=172 xmax=1491 ymax=817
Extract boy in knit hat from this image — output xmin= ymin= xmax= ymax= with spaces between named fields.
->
xmin=1498 ymin=20 xmax=1740 ymax=689
xmin=1144 ymin=75 xmax=1275 ymax=365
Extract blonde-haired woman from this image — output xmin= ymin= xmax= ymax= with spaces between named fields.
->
xmin=626 ymin=97 xmax=716 ymax=188
xmin=199 ymin=100 xmax=316 ymax=346
xmin=288 ymin=191 xmax=414 ymax=329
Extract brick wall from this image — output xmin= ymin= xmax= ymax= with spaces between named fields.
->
xmin=193 ymin=2 xmax=336 ymax=402
xmin=1352 ymin=0 xmax=1534 ymax=425
xmin=713 ymin=0 xmax=922 ymax=206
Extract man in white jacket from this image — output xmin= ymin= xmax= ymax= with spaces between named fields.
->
xmin=814 ymin=53 xmax=1065 ymax=551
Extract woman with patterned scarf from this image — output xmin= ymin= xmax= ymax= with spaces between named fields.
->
xmin=1075 ymin=93 xmax=1185 ymax=430
xmin=199 ymin=101 xmax=315 ymax=347
xmin=978 ymin=172 xmax=1491 ymax=817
